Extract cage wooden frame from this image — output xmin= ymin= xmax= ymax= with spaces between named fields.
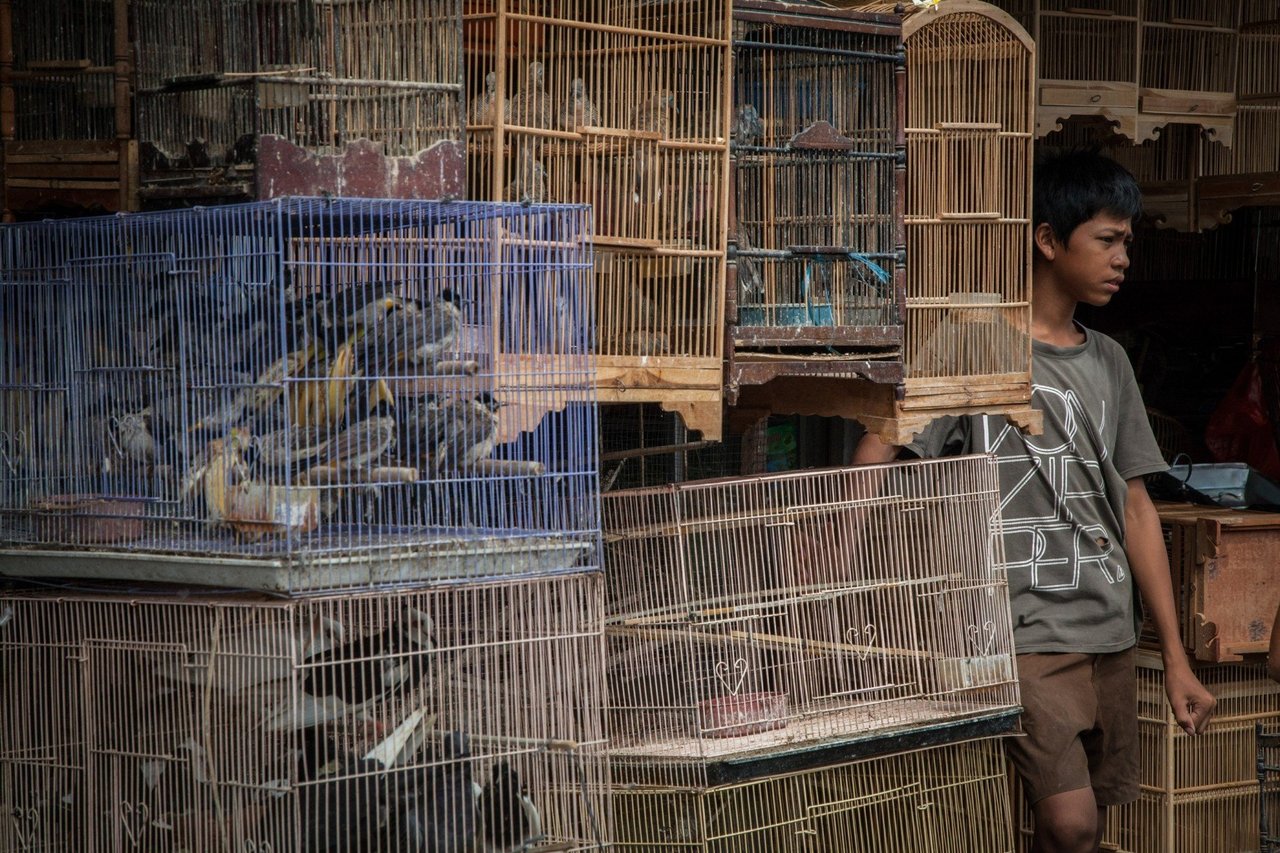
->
xmin=613 ymin=735 xmax=1017 ymax=852
xmin=131 ymin=0 xmax=466 ymax=204
xmin=464 ymin=0 xmax=734 ymax=441
xmin=602 ymin=454 xmax=1020 ymax=787
xmin=0 ymin=0 xmax=137 ymax=219
xmin=0 ymin=572 xmax=611 ymax=853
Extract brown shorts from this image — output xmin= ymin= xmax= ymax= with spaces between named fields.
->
xmin=1007 ymin=648 xmax=1139 ymax=807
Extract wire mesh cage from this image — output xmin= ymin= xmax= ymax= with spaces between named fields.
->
xmin=899 ymin=2 xmax=1036 ymax=426
xmin=0 ymin=573 xmax=610 ymax=852
xmin=0 ymin=197 xmax=600 ymax=593
xmin=729 ymin=4 xmax=901 ymax=348
xmin=602 ymin=455 xmax=1019 ymax=786
xmin=0 ymin=0 xmax=136 ymax=217
xmin=464 ymin=0 xmax=732 ymax=440
xmin=1262 ymin=723 xmax=1280 ymax=852
xmin=132 ymin=0 xmax=464 ymax=203
xmin=612 ymin=735 xmax=1016 ymax=852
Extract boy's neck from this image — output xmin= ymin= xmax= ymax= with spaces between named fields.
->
xmin=1031 ymin=262 xmax=1086 ymax=347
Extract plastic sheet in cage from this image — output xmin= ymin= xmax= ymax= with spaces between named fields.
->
xmin=0 ymin=197 xmax=601 ymax=593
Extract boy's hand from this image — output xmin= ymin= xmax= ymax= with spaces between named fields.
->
xmin=1165 ymin=665 xmax=1216 ymax=735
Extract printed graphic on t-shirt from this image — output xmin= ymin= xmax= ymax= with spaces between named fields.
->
xmin=978 ymin=383 xmax=1121 ymax=592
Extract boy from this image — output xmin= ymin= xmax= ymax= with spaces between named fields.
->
xmin=854 ymin=151 xmax=1216 ymax=852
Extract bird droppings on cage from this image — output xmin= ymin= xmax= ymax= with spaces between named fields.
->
xmin=603 ymin=455 xmax=1020 ymax=786
xmin=0 ymin=197 xmax=600 ymax=593
xmin=0 ymin=576 xmax=610 ymax=852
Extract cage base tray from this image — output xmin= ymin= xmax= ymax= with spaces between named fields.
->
xmin=0 ymin=534 xmax=594 ymax=594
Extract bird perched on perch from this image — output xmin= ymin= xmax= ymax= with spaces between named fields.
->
xmin=314 ymin=415 xmax=398 ymax=471
xmin=430 ymin=393 xmax=503 ymax=473
xmin=509 ymin=61 xmax=553 ymax=129
xmin=731 ymin=103 xmax=764 ymax=148
xmin=559 ymin=77 xmax=600 ymax=131
xmin=469 ymin=71 xmax=507 ymax=126
xmin=397 ymin=732 xmax=480 ymax=853
xmin=506 ymin=146 xmax=547 ymax=205
xmin=479 ymin=761 xmax=543 ymax=852
xmin=110 ymin=408 xmax=159 ymax=469
xmin=359 ymin=290 xmax=464 ymax=374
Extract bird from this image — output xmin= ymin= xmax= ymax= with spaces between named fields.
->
xmin=734 ymin=225 xmax=765 ymax=306
xmin=558 ymin=77 xmax=600 ymax=131
xmin=506 ymin=146 xmax=547 ymax=205
xmin=111 ymin=409 xmax=159 ymax=468
xmin=509 ymin=61 xmax=552 ymax=129
xmin=315 ymin=415 xmax=398 ymax=470
xmin=633 ymin=90 xmax=677 ymax=204
xmin=430 ymin=394 xmax=502 ymax=473
xmin=360 ymin=290 xmax=463 ymax=374
xmin=274 ymin=607 xmax=436 ymax=733
xmin=469 ymin=71 xmax=506 ymax=126
xmin=478 ymin=761 xmax=542 ymax=852
xmin=731 ymin=103 xmax=764 ymax=148
xmin=397 ymin=732 xmax=479 ymax=853
xmin=396 ymin=394 xmax=442 ymax=466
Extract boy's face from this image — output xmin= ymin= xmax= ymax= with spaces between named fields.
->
xmin=1042 ymin=211 xmax=1133 ymax=307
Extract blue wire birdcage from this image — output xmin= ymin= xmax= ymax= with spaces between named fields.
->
xmin=0 ymin=197 xmax=598 ymax=594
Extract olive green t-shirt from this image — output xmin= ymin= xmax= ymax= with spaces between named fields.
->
xmin=908 ymin=326 xmax=1168 ymax=653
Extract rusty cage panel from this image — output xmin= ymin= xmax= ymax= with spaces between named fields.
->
xmin=0 ymin=574 xmax=610 ymax=852
xmin=725 ymin=2 xmax=906 ymax=405
xmin=464 ymin=0 xmax=732 ymax=440
xmin=132 ymin=0 xmax=465 ymax=204
xmin=613 ymin=736 xmax=1016 ymax=852
xmin=602 ymin=455 xmax=1020 ymax=788
xmin=0 ymin=0 xmax=137 ymax=218
xmin=0 ymin=197 xmax=600 ymax=593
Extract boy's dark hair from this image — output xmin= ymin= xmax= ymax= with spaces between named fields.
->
xmin=1033 ymin=149 xmax=1143 ymax=244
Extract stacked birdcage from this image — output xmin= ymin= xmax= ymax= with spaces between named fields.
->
xmin=0 ymin=197 xmax=598 ymax=592
xmin=0 ymin=575 xmax=610 ymax=852
xmin=463 ymin=0 xmax=732 ymax=440
xmin=1201 ymin=9 xmax=1280 ymax=177
xmin=131 ymin=0 xmax=464 ymax=204
xmin=613 ymin=736 xmax=1016 ymax=852
xmin=725 ymin=3 xmax=905 ymax=406
xmin=1262 ymin=722 xmax=1280 ymax=852
xmin=1138 ymin=0 xmax=1239 ymax=144
xmin=603 ymin=454 xmax=1020 ymax=798
xmin=0 ymin=0 xmax=136 ymax=217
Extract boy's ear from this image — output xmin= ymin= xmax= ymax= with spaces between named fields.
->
xmin=1033 ymin=222 xmax=1060 ymax=263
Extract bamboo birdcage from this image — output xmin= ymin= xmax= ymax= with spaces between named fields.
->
xmin=613 ymin=736 xmax=1016 ymax=852
xmin=1137 ymin=0 xmax=1240 ymax=144
xmin=464 ymin=0 xmax=732 ymax=441
xmin=0 ymin=573 xmax=610 ymax=853
xmin=0 ymin=0 xmax=137 ymax=218
xmin=602 ymin=455 xmax=1020 ymax=788
xmin=0 ymin=197 xmax=601 ymax=594
xmin=1262 ymin=723 xmax=1280 ymax=852
xmin=131 ymin=0 xmax=464 ymax=204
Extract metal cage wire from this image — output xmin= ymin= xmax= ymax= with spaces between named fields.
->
xmin=0 ymin=196 xmax=600 ymax=594
xmin=0 ymin=573 xmax=610 ymax=853
xmin=602 ymin=455 xmax=1020 ymax=788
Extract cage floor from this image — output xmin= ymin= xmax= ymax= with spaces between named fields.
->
xmin=610 ymin=698 xmax=1017 ymax=763
xmin=0 ymin=531 xmax=595 ymax=593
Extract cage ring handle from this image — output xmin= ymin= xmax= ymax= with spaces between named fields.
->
xmin=1170 ymin=451 xmax=1193 ymax=486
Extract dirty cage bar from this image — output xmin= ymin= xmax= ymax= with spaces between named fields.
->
xmin=0 ymin=197 xmax=599 ymax=593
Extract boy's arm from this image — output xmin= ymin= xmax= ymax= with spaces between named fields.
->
xmin=853 ymin=433 xmax=899 ymax=465
xmin=1125 ymin=478 xmax=1217 ymax=735
xmin=1269 ymin=601 xmax=1280 ymax=683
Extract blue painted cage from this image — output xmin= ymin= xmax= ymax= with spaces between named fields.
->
xmin=0 ymin=197 xmax=598 ymax=593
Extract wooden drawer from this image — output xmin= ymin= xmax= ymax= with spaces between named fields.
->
xmin=1140 ymin=88 xmax=1236 ymax=117
xmin=1156 ymin=502 xmax=1280 ymax=663
xmin=1039 ymin=82 xmax=1136 ymax=108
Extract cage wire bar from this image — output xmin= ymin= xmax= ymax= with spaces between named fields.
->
xmin=0 ymin=0 xmax=137 ymax=217
xmin=613 ymin=735 xmax=1016 ymax=852
xmin=132 ymin=0 xmax=464 ymax=202
xmin=0 ymin=196 xmax=600 ymax=593
xmin=0 ymin=572 xmax=610 ymax=853
xmin=602 ymin=455 xmax=1019 ymax=788
xmin=724 ymin=3 xmax=906 ymax=405
xmin=1262 ymin=723 xmax=1280 ymax=852
xmin=464 ymin=0 xmax=732 ymax=440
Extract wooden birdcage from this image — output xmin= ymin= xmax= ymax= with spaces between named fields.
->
xmin=724 ymin=3 xmax=905 ymax=407
xmin=0 ymin=573 xmax=611 ymax=853
xmin=0 ymin=0 xmax=137 ymax=218
xmin=131 ymin=0 xmax=464 ymax=205
xmin=613 ymin=736 xmax=1017 ymax=852
xmin=1262 ymin=723 xmax=1280 ymax=852
xmin=603 ymin=455 xmax=1020 ymax=788
xmin=1016 ymin=652 xmax=1280 ymax=853
xmin=464 ymin=0 xmax=732 ymax=440
xmin=734 ymin=1 xmax=1040 ymax=444
xmin=1137 ymin=0 xmax=1240 ymax=144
